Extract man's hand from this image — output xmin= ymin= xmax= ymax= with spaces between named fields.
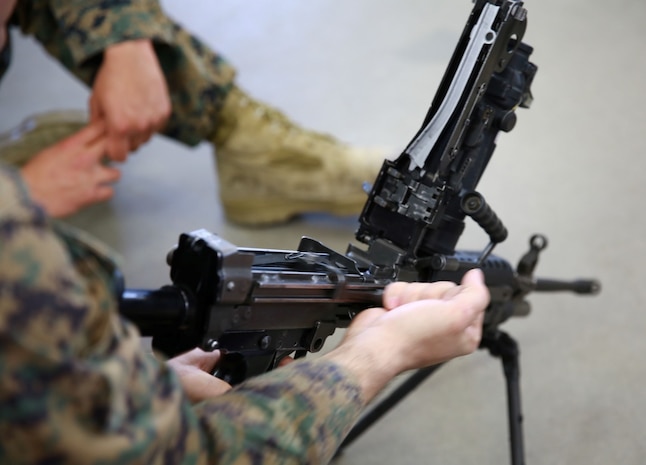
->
xmin=325 ymin=269 xmax=489 ymax=401
xmin=377 ymin=269 xmax=488 ymax=370
xmin=90 ymin=39 xmax=171 ymax=161
xmin=20 ymin=122 xmax=121 ymax=218
xmin=167 ymin=348 xmax=232 ymax=403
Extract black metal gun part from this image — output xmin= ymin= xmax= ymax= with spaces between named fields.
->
xmin=119 ymin=1 xmax=600 ymax=464
xmin=355 ymin=0 xmax=536 ymax=266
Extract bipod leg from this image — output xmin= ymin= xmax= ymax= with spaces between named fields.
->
xmin=482 ymin=331 xmax=525 ymax=465
xmin=333 ymin=364 xmax=443 ymax=459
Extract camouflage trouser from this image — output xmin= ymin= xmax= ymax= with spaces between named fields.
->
xmin=7 ymin=0 xmax=237 ymax=146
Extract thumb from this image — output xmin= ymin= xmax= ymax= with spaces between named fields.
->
xmin=461 ymin=268 xmax=486 ymax=286
xmin=189 ymin=349 xmax=223 ymax=373
xmin=171 ymin=347 xmax=223 ymax=373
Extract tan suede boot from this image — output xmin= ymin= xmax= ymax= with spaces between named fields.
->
xmin=212 ymin=86 xmax=387 ymax=226
xmin=0 ymin=110 xmax=88 ymax=167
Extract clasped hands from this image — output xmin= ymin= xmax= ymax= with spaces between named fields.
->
xmin=20 ymin=39 xmax=171 ymax=217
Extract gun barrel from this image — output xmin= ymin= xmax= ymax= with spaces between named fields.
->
xmin=534 ymin=278 xmax=601 ymax=295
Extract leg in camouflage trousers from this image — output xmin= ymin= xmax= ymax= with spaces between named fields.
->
xmin=6 ymin=0 xmax=385 ymax=226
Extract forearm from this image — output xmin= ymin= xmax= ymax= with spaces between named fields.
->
xmin=322 ymin=341 xmax=397 ymax=404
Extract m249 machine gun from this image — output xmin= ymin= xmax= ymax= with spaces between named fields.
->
xmin=120 ymin=1 xmax=600 ymax=463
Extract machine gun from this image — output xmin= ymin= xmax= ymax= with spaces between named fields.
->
xmin=120 ymin=1 xmax=599 ymax=463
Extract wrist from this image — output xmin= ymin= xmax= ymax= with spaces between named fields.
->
xmin=104 ymin=39 xmax=156 ymax=60
xmin=323 ymin=330 xmax=401 ymax=402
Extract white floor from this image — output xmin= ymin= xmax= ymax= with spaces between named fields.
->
xmin=2 ymin=1 xmax=645 ymax=464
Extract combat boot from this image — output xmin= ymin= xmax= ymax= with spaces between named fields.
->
xmin=212 ymin=85 xmax=387 ymax=226
xmin=0 ymin=110 xmax=88 ymax=167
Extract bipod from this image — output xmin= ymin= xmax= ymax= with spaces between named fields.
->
xmin=481 ymin=329 xmax=526 ymax=465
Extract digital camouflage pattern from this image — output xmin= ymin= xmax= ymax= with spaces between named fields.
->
xmin=0 ymin=164 xmax=365 ymax=464
xmin=8 ymin=0 xmax=236 ymax=145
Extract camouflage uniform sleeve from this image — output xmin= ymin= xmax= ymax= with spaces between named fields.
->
xmin=47 ymin=0 xmax=177 ymax=66
xmin=195 ymin=359 xmax=365 ymax=465
xmin=0 ymin=165 xmax=205 ymax=464
xmin=0 ymin=165 xmax=365 ymax=465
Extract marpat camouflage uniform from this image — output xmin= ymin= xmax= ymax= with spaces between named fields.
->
xmin=3 ymin=0 xmax=387 ymax=227
xmin=8 ymin=0 xmax=236 ymax=145
xmin=0 ymin=165 xmax=365 ymax=464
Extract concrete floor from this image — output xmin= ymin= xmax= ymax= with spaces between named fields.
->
xmin=2 ymin=0 xmax=645 ymax=464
